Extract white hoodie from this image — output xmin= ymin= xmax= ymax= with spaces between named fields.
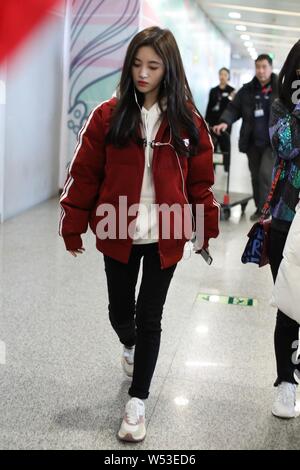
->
xmin=133 ymin=102 xmax=163 ymax=244
xmin=271 ymin=201 xmax=300 ymax=325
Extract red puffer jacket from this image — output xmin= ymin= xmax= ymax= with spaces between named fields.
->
xmin=59 ymin=97 xmax=219 ymax=268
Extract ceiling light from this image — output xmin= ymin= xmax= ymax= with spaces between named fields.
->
xmin=229 ymin=12 xmax=241 ymax=19
xmin=236 ymin=25 xmax=247 ymax=31
xmin=229 ymin=19 xmax=300 ymax=32
xmin=208 ymin=4 xmax=300 ymax=19
xmin=244 ymin=41 xmax=253 ymax=47
xmin=240 ymin=34 xmax=250 ymax=40
xmin=196 ymin=325 xmax=209 ymax=334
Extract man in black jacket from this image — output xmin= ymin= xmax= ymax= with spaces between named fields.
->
xmin=213 ymin=54 xmax=278 ymax=221
xmin=205 ymin=67 xmax=235 ymax=172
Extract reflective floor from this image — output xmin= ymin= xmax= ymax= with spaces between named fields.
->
xmin=0 ymin=194 xmax=299 ymax=450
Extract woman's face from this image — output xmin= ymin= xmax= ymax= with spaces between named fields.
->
xmin=132 ymin=46 xmax=165 ymax=96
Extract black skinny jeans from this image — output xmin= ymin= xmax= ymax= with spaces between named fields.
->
xmin=268 ymin=227 xmax=300 ymax=386
xmin=104 ymin=243 xmax=177 ymax=399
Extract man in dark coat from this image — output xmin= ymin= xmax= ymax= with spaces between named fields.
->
xmin=214 ymin=54 xmax=278 ymax=221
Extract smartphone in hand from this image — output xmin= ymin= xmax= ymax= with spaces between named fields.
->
xmin=199 ymin=248 xmax=213 ymax=265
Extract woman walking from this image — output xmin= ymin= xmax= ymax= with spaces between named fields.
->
xmin=59 ymin=26 xmax=219 ymax=441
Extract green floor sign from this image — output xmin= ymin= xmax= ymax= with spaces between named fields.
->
xmin=197 ymin=294 xmax=257 ymax=307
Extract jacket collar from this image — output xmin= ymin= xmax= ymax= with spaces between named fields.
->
xmin=107 ymin=95 xmax=170 ymax=144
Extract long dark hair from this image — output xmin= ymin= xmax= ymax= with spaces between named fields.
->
xmin=106 ymin=27 xmax=201 ymax=156
xmin=278 ymin=40 xmax=300 ymax=112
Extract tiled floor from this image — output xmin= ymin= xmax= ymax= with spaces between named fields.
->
xmin=0 ymin=195 xmax=299 ymax=450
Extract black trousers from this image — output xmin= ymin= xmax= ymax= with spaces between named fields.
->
xmin=103 ymin=243 xmax=177 ymax=399
xmin=268 ymin=227 xmax=300 ymax=386
xmin=246 ymin=145 xmax=275 ymax=211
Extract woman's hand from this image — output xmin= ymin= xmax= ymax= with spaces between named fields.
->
xmin=68 ymin=247 xmax=86 ymax=257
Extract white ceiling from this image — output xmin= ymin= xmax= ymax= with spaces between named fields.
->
xmin=197 ymin=0 xmax=300 ymax=69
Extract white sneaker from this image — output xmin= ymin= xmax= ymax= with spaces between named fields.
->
xmin=121 ymin=345 xmax=135 ymax=377
xmin=272 ymin=382 xmax=297 ymax=418
xmin=118 ymin=397 xmax=146 ymax=442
